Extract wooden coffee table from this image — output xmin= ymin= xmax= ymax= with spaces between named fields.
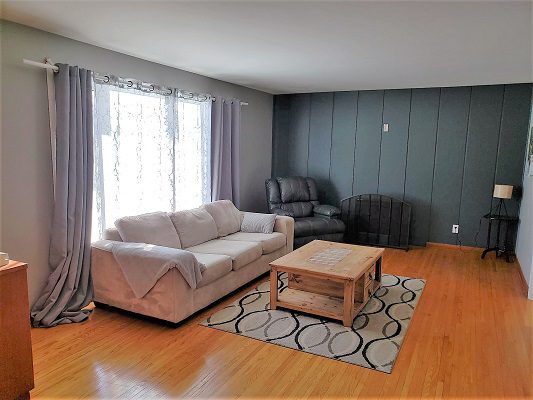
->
xmin=269 ymin=240 xmax=384 ymax=327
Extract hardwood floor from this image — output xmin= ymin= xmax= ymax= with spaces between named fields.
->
xmin=30 ymin=246 xmax=532 ymax=399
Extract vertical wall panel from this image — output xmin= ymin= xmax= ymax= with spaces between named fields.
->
xmin=378 ymin=89 xmax=412 ymax=198
xmin=329 ymin=91 xmax=358 ymax=205
xmin=429 ymin=87 xmax=471 ymax=244
xmin=287 ymin=94 xmax=311 ymax=177
xmin=459 ymin=85 xmax=504 ymax=246
xmin=404 ymin=88 xmax=440 ymax=245
xmin=495 ymin=84 xmax=532 ymax=216
xmin=271 ymin=84 xmax=532 ymax=247
xmin=271 ymin=95 xmax=290 ymax=177
xmin=353 ymin=90 xmax=384 ymax=195
xmin=308 ymin=92 xmax=334 ymax=201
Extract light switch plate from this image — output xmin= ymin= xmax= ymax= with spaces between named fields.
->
xmin=383 ymin=123 xmax=389 ymax=132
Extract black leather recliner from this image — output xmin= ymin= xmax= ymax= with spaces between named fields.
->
xmin=265 ymin=176 xmax=345 ymax=248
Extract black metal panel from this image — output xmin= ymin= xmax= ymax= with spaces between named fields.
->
xmin=341 ymin=194 xmax=411 ymax=250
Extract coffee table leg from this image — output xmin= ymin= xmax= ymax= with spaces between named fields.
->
xmin=343 ymin=280 xmax=355 ymax=327
xmin=270 ymin=267 xmax=278 ymax=310
xmin=375 ymin=256 xmax=382 ymax=283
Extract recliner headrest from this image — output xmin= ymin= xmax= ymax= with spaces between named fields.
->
xmin=277 ymin=176 xmax=315 ymax=203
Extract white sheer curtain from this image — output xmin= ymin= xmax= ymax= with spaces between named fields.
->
xmin=92 ymin=80 xmax=211 ymax=240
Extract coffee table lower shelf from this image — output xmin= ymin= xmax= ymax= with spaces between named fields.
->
xmin=278 ymin=288 xmax=364 ymax=321
xmin=273 ymin=278 xmax=381 ymax=326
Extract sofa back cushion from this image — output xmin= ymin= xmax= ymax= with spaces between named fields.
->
xmin=170 ymin=208 xmax=218 ymax=248
xmin=202 ymin=200 xmax=243 ymax=237
xmin=114 ymin=211 xmax=182 ymax=248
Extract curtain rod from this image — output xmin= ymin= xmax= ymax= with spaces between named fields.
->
xmin=23 ymin=58 xmax=59 ymax=72
xmin=22 ymin=58 xmax=249 ymax=106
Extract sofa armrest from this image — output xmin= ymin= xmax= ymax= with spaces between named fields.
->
xmin=271 ymin=207 xmax=294 ymax=217
xmin=91 ymin=241 xmax=194 ymax=322
xmin=313 ymin=204 xmax=341 ymax=218
xmin=91 ymin=239 xmax=118 ymax=252
xmin=273 ymin=215 xmax=294 ymax=252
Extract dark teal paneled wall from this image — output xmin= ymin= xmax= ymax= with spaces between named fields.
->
xmin=272 ymin=84 xmax=532 ymax=246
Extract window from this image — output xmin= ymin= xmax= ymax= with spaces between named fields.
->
xmin=92 ymin=80 xmax=211 ymax=240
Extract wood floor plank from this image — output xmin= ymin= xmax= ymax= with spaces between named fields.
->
xmin=29 ymin=246 xmax=532 ymax=399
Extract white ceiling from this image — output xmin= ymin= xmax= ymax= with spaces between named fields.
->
xmin=2 ymin=1 xmax=532 ymax=94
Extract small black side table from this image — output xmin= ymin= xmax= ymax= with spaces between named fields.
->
xmin=481 ymin=213 xmax=519 ymax=263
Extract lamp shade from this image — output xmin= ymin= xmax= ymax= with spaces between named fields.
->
xmin=493 ymin=184 xmax=513 ymax=199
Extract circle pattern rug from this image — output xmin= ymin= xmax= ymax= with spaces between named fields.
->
xmin=201 ymin=273 xmax=425 ymax=373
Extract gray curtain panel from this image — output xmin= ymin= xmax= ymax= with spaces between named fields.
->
xmin=211 ymin=97 xmax=241 ymax=207
xmin=31 ymin=64 xmax=94 ymax=327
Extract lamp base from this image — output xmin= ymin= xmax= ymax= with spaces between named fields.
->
xmin=489 ymin=198 xmax=508 ymax=218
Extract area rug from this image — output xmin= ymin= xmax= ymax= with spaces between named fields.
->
xmin=201 ymin=273 xmax=425 ymax=373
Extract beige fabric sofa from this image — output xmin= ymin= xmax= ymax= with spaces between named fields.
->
xmin=91 ymin=201 xmax=294 ymax=323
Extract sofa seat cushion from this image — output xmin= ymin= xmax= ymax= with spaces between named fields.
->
xmin=220 ymin=232 xmax=286 ymax=255
xmin=294 ymin=217 xmax=345 ymax=238
xmin=185 ymin=239 xmax=262 ymax=270
xmin=192 ymin=253 xmax=233 ymax=287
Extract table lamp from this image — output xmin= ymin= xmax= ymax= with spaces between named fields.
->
xmin=491 ymin=184 xmax=513 ymax=217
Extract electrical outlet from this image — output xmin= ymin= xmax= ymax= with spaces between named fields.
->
xmin=452 ymin=224 xmax=459 ymax=234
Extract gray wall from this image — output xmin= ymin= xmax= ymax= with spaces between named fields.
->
xmin=516 ymin=98 xmax=533 ymax=299
xmin=0 ymin=21 xmax=273 ymax=305
xmin=273 ymin=84 xmax=532 ymax=247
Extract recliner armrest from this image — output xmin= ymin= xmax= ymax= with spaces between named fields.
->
xmin=313 ymin=204 xmax=341 ymax=218
xmin=271 ymin=208 xmax=294 ymax=217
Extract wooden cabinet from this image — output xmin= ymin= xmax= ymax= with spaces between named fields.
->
xmin=0 ymin=261 xmax=34 ymax=400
